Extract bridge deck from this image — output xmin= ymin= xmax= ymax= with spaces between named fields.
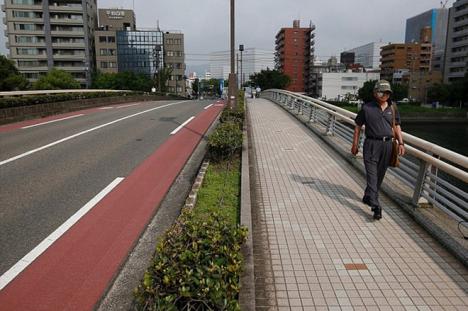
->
xmin=249 ymin=98 xmax=468 ymax=310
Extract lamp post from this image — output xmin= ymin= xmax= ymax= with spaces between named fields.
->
xmin=227 ymin=0 xmax=237 ymax=108
xmin=239 ymin=44 xmax=244 ymax=88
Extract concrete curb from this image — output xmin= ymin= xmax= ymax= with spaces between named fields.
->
xmin=271 ymin=99 xmax=468 ymax=266
xmin=239 ymin=99 xmax=255 ymax=311
xmin=96 ymin=110 xmax=221 ymax=311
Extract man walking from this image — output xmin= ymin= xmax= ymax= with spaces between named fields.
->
xmin=351 ymin=80 xmax=405 ymax=220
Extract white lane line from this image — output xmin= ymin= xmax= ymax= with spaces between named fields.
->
xmin=0 ymin=177 xmax=124 ymax=290
xmin=21 ymin=114 xmax=84 ymax=129
xmin=99 ymin=107 xmax=115 ymax=110
xmin=204 ymin=104 xmax=213 ymax=109
xmin=116 ymin=103 xmax=140 ymax=109
xmin=0 ymin=100 xmax=189 ymax=166
xmin=170 ymin=116 xmax=195 ymax=135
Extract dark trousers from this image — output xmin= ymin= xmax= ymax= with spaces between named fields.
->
xmin=363 ymin=139 xmax=392 ymax=208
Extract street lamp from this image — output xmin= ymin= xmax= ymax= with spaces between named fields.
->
xmin=239 ymin=44 xmax=244 ymax=88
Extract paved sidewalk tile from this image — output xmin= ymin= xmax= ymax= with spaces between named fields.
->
xmin=249 ymin=99 xmax=468 ymax=311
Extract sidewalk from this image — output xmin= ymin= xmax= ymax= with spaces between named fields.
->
xmin=248 ymin=98 xmax=468 ymax=311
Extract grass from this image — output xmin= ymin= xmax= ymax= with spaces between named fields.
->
xmin=192 ymin=157 xmax=241 ymax=226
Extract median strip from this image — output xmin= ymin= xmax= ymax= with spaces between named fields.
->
xmin=0 ymin=177 xmax=124 ymax=290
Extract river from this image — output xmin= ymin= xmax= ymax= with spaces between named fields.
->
xmin=404 ymin=122 xmax=468 ymax=157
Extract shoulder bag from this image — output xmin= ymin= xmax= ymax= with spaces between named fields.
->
xmin=390 ymin=104 xmax=400 ymax=167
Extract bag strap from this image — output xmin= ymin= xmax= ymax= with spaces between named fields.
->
xmin=390 ymin=103 xmax=397 ymax=139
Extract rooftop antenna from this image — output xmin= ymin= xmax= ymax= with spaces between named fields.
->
xmin=157 ymin=20 xmax=160 ymax=31
xmin=441 ymin=0 xmax=449 ymax=8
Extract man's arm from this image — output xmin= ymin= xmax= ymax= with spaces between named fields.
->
xmin=395 ymin=125 xmax=406 ymax=156
xmin=351 ymin=125 xmax=361 ymax=155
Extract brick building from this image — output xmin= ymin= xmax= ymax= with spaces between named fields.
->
xmin=275 ymin=20 xmax=315 ymax=93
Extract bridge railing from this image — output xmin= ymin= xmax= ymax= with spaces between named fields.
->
xmin=262 ymin=89 xmax=468 ymax=224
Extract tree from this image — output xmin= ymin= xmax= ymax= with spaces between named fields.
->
xmin=249 ymin=68 xmax=291 ymax=90
xmin=34 ymin=68 xmax=80 ymax=90
xmin=0 ymin=55 xmax=30 ymax=91
xmin=427 ymin=83 xmax=450 ymax=103
xmin=92 ymin=71 xmax=153 ymax=92
xmin=357 ymin=80 xmax=377 ymax=103
xmin=192 ymin=78 xmax=199 ymax=96
xmin=391 ymin=83 xmax=408 ymax=101
xmin=154 ymin=67 xmax=173 ymax=93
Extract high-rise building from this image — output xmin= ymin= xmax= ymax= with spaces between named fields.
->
xmin=344 ymin=42 xmax=386 ymax=69
xmin=405 ymin=8 xmax=449 ymax=72
xmin=2 ymin=0 xmax=97 ymax=87
xmin=163 ymin=32 xmax=185 ymax=95
xmin=275 ymin=20 xmax=315 ymax=93
xmin=95 ymin=8 xmax=135 ymax=74
xmin=444 ymin=0 xmax=468 ymax=83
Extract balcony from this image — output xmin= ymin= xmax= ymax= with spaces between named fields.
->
xmin=49 ymin=3 xmax=83 ymax=13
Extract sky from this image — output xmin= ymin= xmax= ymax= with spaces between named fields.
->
xmin=0 ymin=0 xmax=455 ymax=73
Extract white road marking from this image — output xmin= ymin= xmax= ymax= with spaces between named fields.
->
xmin=21 ymin=114 xmax=84 ymax=129
xmin=170 ymin=116 xmax=195 ymax=135
xmin=0 ymin=101 xmax=189 ymax=166
xmin=99 ymin=107 xmax=115 ymax=110
xmin=116 ymin=103 xmax=140 ymax=109
xmin=204 ymin=104 xmax=213 ymax=109
xmin=0 ymin=177 xmax=124 ymax=290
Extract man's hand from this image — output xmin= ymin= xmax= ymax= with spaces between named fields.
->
xmin=351 ymin=144 xmax=359 ymax=155
xmin=398 ymin=144 xmax=405 ymax=156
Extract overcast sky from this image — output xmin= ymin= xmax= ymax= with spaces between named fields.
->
xmin=1 ymin=0 xmax=455 ymax=72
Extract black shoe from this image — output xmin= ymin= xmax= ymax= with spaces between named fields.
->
xmin=373 ymin=207 xmax=382 ymax=220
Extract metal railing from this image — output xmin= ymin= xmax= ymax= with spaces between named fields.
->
xmin=262 ymin=89 xmax=468 ymax=224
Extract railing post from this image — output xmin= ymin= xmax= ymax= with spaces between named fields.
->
xmin=308 ymin=104 xmax=314 ymax=122
xmin=326 ymin=113 xmax=335 ymax=135
xmin=412 ymin=159 xmax=429 ymax=206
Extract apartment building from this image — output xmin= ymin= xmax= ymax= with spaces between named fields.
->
xmin=164 ymin=32 xmax=185 ymax=95
xmin=95 ymin=8 xmax=135 ymax=74
xmin=275 ymin=20 xmax=315 ymax=93
xmin=2 ymin=0 xmax=97 ymax=86
xmin=380 ymin=28 xmax=432 ymax=83
xmin=444 ymin=0 xmax=468 ymax=83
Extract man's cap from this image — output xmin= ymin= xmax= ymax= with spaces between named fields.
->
xmin=374 ymin=80 xmax=392 ymax=93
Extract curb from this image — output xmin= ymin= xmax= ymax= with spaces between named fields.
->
xmin=239 ymin=99 xmax=255 ymax=311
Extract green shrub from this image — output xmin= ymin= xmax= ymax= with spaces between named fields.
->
xmin=134 ymin=210 xmax=247 ymax=311
xmin=208 ymin=122 xmax=243 ymax=161
xmin=220 ymin=108 xmax=244 ymax=126
xmin=0 ymin=91 xmax=139 ymax=109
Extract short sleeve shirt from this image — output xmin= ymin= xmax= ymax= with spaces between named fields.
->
xmin=355 ymin=101 xmax=401 ymax=138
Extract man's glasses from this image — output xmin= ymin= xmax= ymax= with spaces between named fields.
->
xmin=376 ymin=91 xmax=391 ymax=98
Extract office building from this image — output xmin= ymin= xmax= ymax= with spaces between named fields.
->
xmin=164 ymin=32 xmax=185 ymax=95
xmin=209 ymin=48 xmax=274 ymax=82
xmin=95 ymin=8 xmax=135 ymax=73
xmin=344 ymin=42 xmax=386 ymax=69
xmin=2 ymin=0 xmax=97 ymax=86
xmin=444 ymin=0 xmax=468 ymax=83
xmin=320 ymin=71 xmax=380 ymax=101
xmin=116 ymin=30 xmax=163 ymax=77
xmin=275 ymin=20 xmax=315 ymax=93
xmin=405 ymin=8 xmax=449 ymax=72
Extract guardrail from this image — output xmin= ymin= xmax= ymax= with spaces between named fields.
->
xmin=262 ymin=89 xmax=468 ymax=224
xmin=0 ymin=89 xmax=130 ymax=98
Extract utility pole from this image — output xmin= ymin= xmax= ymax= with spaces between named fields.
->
xmin=227 ymin=0 xmax=237 ymax=108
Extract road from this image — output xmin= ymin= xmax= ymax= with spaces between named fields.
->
xmin=0 ymin=99 xmax=223 ymax=309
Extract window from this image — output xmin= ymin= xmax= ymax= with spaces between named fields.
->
xmin=99 ymin=36 xmax=107 ymax=43
xmin=100 ymin=48 xmax=115 ymax=56
xmin=17 ymin=47 xmax=42 ymax=55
